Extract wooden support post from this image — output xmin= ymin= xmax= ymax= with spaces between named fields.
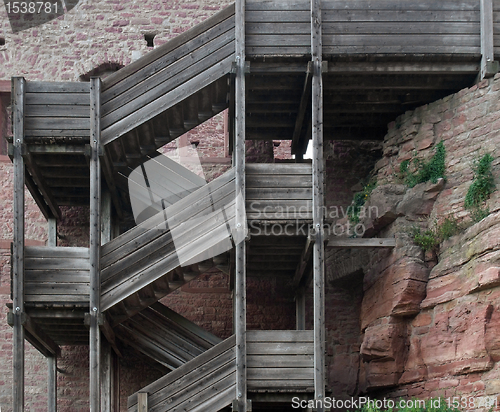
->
xmin=90 ymin=77 xmax=102 ymax=412
xmin=100 ymin=338 xmax=116 ymax=412
xmin=48 ymin=356 xmax=57 ymax=412
xmin=137 ymin=392 xmax=148 ymax=412
xmin=47 ymin=218 xmax=57 ymax=247
xmin=235 ymin=0 xmax=247 ymax=408
xmin=311 ymin=0 xmax=326 ymax=409
xmin=101 ymin=188 xmax=112 ymax=246
xmin=480 ymin=0 xmax=498 ymax=79
xmin=12 ymin=76 xmax=26 ymax=412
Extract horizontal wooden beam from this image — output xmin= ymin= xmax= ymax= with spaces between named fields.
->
xmin=328 ymin=237 xmax=396 ymax=248
xmin=327 ymin=61 xmax=480 ymax=74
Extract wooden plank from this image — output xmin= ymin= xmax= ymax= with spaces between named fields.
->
xmin=247 ymin=380 xmax=313 ymax=390
xmin=481 ymin=0 xmax=498 ymax=79
xmin=246 ymin=174 xmax=312 ymax=188
xmin=327 ymin=61 xmax=480 ymax=74
xmin=247 ymin=354 xmax=313 ymax=368
xmin=245 ymin=0 xmax=309 ymax=11
xmin=322 ymin=0 xmax=478 ymax=11
xmin=25 ymin=117 xmax=90 ymax=130
xmin=235 ymin=0 xmax=247 ymax=409
xmin=25 ymin=283 xmax=90 ymax=295
xmin=25 ymin=294 xmax=89 ymax=303
xmin=322 ymin=34 xmax=480 ymax=48
xmin=101 ymin=54 xmax=234 ymax=145
xmin=47 ymin=218 xmax=57 ymax=248
xmin=246 ymin=163 xmax=311 ymax=174
xmin=25 ymin=258 xmax=89 ymax=270
xmin=247 ymin=330 xmax=313 ymax=342
xmin=25 ymin=93 xmax=90 ymax=105
xmin=322 ymin=10 xmax=479 ymax=23
xmin=322 ymin=21 xmax=480 ymax=35
xmin=328 ymin=238 xmax=396 ymax=248
xmin=24 ymin=129 xmax=91 ymax=137
xmin=311 ymin=0 xmax=326 ymax=407
xmin=247 ymin=342 xmax=314 ymax=355
xmin=248 ymin=368 xmax=313 ymax=380
xmin=246 ymin=10 xmax=309 ymax=23
xmin=102 ymin=4 xmax=235 ymax=90
xmin=89 ymin=77 xmax=102 ymax=412
xmin=25 ymin=104 xmax=90 ymax=117
xmin=137 ymin=393 xmax=148 ymax=412
xmin=128 ymin=335 xmax=235 ymax=408
xmin=25 ymin=81 xmax=90 ymax=93
xmin=12 ymin=77 xmax=26 ymax=412
xmin=246 ymin=187 xmax=312 ymax=200
xmin=25 ymin=246 xmax=89 ymax=258
xmin=48 ymin=356 xmax=57 ymax=412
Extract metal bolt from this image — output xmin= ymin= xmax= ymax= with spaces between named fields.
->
xmin=316 ymin=223 xmax=320 ymax=228
xmin=16 ymin=139 xmax=20 ymax=143
xmin=93 ymin=307 xmax=98 ymax=312
xmin=15 ymin=307 xmax=20 ymax=312
xmin=236 ymin=223 xmax=241 ymax=228
xmin=238 ymin=392 xmax=242 ymax=398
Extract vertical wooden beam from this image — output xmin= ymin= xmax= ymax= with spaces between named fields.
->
xmin=138 ymin=392 xmax=148 ymax=412
xmin=296 ymin=289 xmax=306 ymax=330
xmin=101 ymin=188 xmax=112 ymax=246
xmin=47 ymin=218 xmax=57 ymax=247
xmin=12 ymin=76 xmax=26 ymax=412
xmin=480 ymin=0 xmax=498 ymax=79
xmin=48 ymin=356 xmax=57 ymax=412
xmin=100 ymin=338 xmax=112 ymax=412
xmin=311 ymin=0 xmax=326 ymax=409
xmin=90 ymin=77 xmax=102 ymax=412
xmin=235 ymin=0 xmax=247 ymax=408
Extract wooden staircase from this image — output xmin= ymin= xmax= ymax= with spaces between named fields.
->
xmin=100 ymin=167 xmax=237 ymax=323
xmin=128 ymin=335 xmax=237 ymax=412
xmin=100 ymin=4 xmax=235 ymax=178
xmin=115 ymin=302 xmax=222 ymax=371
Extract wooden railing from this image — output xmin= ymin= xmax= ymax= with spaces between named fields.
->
xmin=246 ymin=0 xmax=488 ymax=57
xmin=247 ymin=330 xmax=314 ymax=392
xmin=24 ymin=82 xmax=90 ymax=139
xmin=246 ymin=163 xmax=312 ymax=221
xmin=100 ymin=4 xmax=236 ymax=144
xmin=23 ymin=246 xmax=90 ymax=304
xmin=127 ymin=335 xmax=236 ymax=412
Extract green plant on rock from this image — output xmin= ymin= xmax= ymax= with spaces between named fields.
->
xmin=399 ymin=141 xmax=446 ymax=188
xmin=348 ymin=180 xmax=377 ymax=224
xmin=409 ymin=216 xmax=462 ymax=252
xmin=464 ymin=153 xmax=495 ymax=222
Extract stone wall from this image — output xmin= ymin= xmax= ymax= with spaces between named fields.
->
xmin=355 ymin=74 xmax=500 ymax=407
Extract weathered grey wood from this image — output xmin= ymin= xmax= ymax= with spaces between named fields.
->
xmin=322 ymin=9 xmax=479 ymax=22
xmin=311 ymin=0 xmax=326 ymax=408
xmin=246 ymin=163 xmax=311 ymax=174
xmin=25 ymin=104 xmax=90 ymax=117
xmin=128 ymin=335 xmax=236 ymax=409
xmin=25 ymin=246 xmax=89 ymax=258
xmin=247 ymin=354 xmax=313 ymax=368
xmin=101 ymin=168 xmax=234 ymax=262
xmin=47 ymin=218 xmax=57 ymax=247
xmin=322 ymin=21 xmax=480 ymax=35
xmin=328 ymin=238 xmax=396 ymax=248
xmin=292 ymin=62 xmax=312 ymax=155
xmin=296 ymin=290 xmax=306 ymax=330
xmin=25 ymin=117 xmax=90 ymax=130
xmin=25 ymin=81 xmax=90 ymax=93
xmin=293 ymin=237 xmax=314 ymax=288
xmin=48 ymin=356 xmax=57 ymax=412
xmin=23 ymin=314 xmax=61 ymax=357
xmin=12 ymin=77 xmax=25 ymax=412
xmin=247 ymin=342 xmax=314 ymax=355
xmin=327 ymin=61 xmax=480 ymax=74
xmin=235 ymin=0 xmax=247 ymax=409
xmin=321 ymin=0 xmax=478 ymax=11
xmin=101 ymin=339 xmax=113 ymax=412
xmin=481 ymin=0 xmax=498 ymax=79
xmin=102 ymin=4 xmax=235 ymax=90
xmin=248 ymin=368 xmax=313 ymax=380
xmin=247 ymin=330 xmax=313 ymax=342
xmin=137 ymin=392 xmax=148 ymax=412
xmin=101 ymin=17 xmax=235 ymax=115
xmin=101 ymin=54 xmax=234 ymax=144
xmin=25 ymin=92 xmax=90 ymax=106
xmin=246 ymin=174 xmax=312 ymax=188
xmin=89 ymin=77 xmax=102 ymax=412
